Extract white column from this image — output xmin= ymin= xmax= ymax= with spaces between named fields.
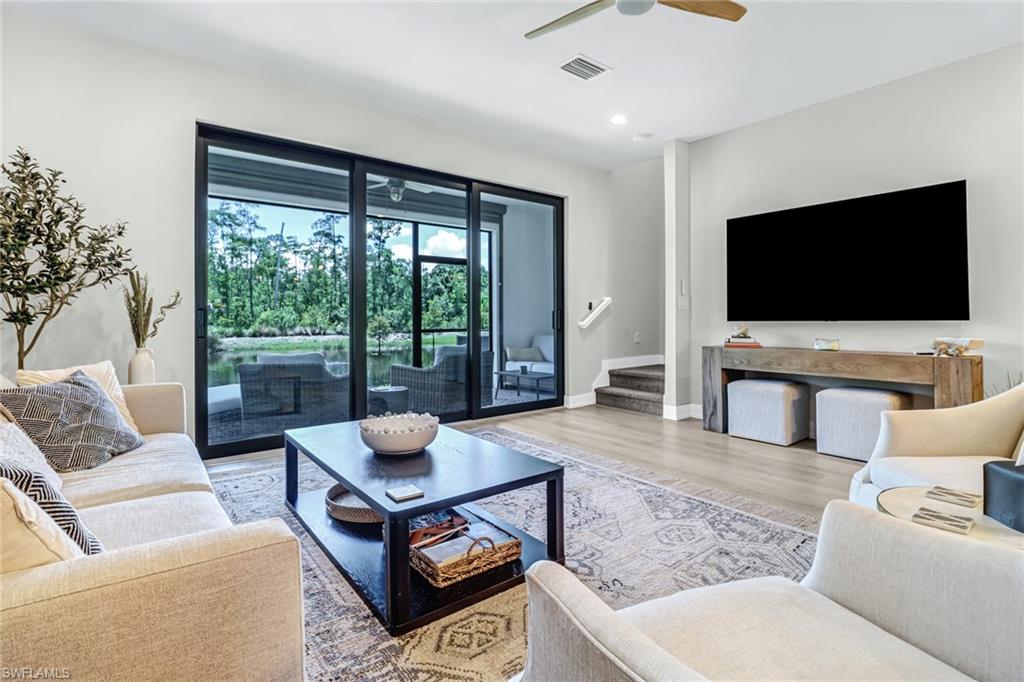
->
xmin=663 ymin=139 xmax=691 ymax=419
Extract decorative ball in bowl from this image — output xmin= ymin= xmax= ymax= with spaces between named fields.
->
xmin=359 ymin=412 xmax=439 ymax=456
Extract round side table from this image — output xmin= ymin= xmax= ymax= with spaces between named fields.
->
xmin=368 ymin=385 xmax=409 ymax=416
xmin=877 ymin=486 xmax=1024 ymax=550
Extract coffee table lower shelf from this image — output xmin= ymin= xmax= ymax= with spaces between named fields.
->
xmin=288 ymin=487 xmax=553 ymax=635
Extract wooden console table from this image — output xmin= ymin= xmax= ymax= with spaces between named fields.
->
xmin=702 ymin=346 xmax=983 ymax=433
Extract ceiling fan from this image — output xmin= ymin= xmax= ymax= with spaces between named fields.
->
xmin=367 ymin=177 xmax=436 ymax=203
xmin=525 ymin=0 xmax=747 ymax=39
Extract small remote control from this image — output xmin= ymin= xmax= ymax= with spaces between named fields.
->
xmin=386 ymin=484 xmax=424 ymax=502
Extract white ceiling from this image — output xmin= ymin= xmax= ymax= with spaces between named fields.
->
xmin=11 ymin=1 xmax=1024 ymax=169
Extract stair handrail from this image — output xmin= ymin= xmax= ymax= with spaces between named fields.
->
xmin=578 ymin=297 xmax=612 ymax=329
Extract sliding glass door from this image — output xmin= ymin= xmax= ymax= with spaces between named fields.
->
xmin=197 ymin=139 xmax=353 ymax=456
xmin=196 ymin=125 xmax=563 ymax=457
xmin=364 ymin=168 xmax=470 ymax=419
xmin=473 ymin=186 xmax=563 ymax=416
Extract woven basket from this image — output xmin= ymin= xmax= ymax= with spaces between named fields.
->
xmin=324 ymin=484 xmax=383 ymax=524
xmin=411 ymin=534 xmax=522 ymax=588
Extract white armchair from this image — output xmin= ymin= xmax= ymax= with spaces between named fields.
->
xmin=849 ymin=382 xmax=1024 ymax=507
xmin=516 ymin=500 xmax=1023 ymax=682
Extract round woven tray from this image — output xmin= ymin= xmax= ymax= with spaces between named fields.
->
xmin=325 ymin=483 xmax=382 ymax=524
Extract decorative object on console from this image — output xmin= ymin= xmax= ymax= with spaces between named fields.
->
xmin=724 ymin=327 xmax=762 ymax=348
xmin=932 ymin=337 xmax=984 ymax=357
xmin=813 ymin=338 xmax=841 ymax=351
xmin=123 ymin=270 xmax=181 ymax=384
xmin=0 ymin=148 xmax=134 ymax=370
xmin=983 ymin=460 xmax=1024 ymax=533
xmin=325 ymin=483 xmax=383 ymax=524
xmin=358 ymin=412 xmax=439 ymax=455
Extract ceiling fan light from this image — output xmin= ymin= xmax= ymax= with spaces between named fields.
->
xmin=386 ymin=178 xmax=405 ymax=202
xmin=615 ymin=0 xmax=656 ymax=15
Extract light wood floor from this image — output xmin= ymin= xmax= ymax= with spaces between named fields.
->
xmin=206 ymin=405 xmax=860 ymax=520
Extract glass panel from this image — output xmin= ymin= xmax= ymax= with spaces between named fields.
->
xmin=206 ymin=146 xmax=350 ymax=446
xmin=480 ymin=193 xmax=557 ymax=408
xmin=366 ymin=172 xmax=468 ymax=418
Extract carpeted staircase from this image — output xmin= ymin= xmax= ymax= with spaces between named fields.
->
xmin=595 ymin=364 xmax=665 ymax=416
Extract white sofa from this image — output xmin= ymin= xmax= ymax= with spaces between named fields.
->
xmin=849 ymin=382 xmax=1024 ymax=507
xmin=505 ymin=334 xmax=555 ymax=374
xmin=0 ymin=383 xmax=304 ymax=681
xmin=516 ymin=500 xmax=1023 ymax=682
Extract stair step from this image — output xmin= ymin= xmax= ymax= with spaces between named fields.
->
xmin=595 ymin=386 xmax=663 ymax=416
xmin=609 ymin=365 xmax=665 ymax=393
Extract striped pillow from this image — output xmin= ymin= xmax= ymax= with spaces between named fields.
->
xmin=0 ymin=458 xmax=103 ymax=554
xmin=17 ymin=360 xmax=138 ymax=432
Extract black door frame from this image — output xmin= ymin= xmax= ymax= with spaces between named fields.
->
xmin=470 ymin=183 xmax=565 ymax=419
xmin=195 ymin=124 xmax=564 ymax=458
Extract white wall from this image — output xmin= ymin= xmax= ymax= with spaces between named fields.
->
xmin=502 ymin=203 xmax=556 ymax=351
xmin=662 ymin=141 xmax=691 ymax=412
xmin=0 ymin=10 xmax=664 ymax=428
xmin=689 ymin=44 xmax=1024 ymax=403
xmin=608 ymin=158 xmax=665 ymax=358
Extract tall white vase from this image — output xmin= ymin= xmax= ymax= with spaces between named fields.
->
xmin=128 ymin=347 xmax=156 ymax=384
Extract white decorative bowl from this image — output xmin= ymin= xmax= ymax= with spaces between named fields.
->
xmin=358 ymin=412 xmax=439 ymax=456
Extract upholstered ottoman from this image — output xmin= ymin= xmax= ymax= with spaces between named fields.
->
xmin=727 ymin=379 xmax=810 ymax=446
xmin=817 ymin=387 xmax=911 ymax=461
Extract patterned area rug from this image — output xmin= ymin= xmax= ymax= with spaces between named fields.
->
xmin=208 ymin=427 xmax=818 ymax=681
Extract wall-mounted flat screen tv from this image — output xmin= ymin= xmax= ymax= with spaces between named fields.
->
xmin=726 ymin=180 xmax=969 ymax=321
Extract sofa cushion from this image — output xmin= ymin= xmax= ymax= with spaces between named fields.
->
xmin=17 ymin=360 xmax=139 ymax=432
xmin=619 ymin=576 xmax=968 ymax=681
xmin=78 ymin=491 xmax=232 ymax=550
xmin=0 ymin=375 xmax=13 ymax=423
xmin=0 ymin=372 xmax=144 ymax=472
xmin=869 ymin=455 xmax=1007 ymax=493
xmin=533 ymin=334 xmax=555 ymax=362
xmin=0 ymin=423 xmax=63 ymax=491
xmin=0 ymin=458 xmax=103 ymax=555
xmin=61 ymin=433 xmax=212 ymax=508
xmin=507 ymin=347 xmax=544 ymax=363
xmin=1 ymin=478 xmax=84 ymax=573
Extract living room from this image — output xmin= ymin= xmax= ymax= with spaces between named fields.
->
xmin=1 ymin=2 xmax=1022 ymax=681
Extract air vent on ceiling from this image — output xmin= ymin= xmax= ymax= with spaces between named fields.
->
xmin=559 ymin=54 xmax=610 ymax=81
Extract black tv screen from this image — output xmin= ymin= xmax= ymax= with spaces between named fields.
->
xmin=726 ymin=180 xmax=969 ymax=321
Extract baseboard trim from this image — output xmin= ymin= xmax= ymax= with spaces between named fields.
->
xmin=591 ymin=354 xmax=665 ymax=390
xmin=565 ymin=392 xmax=596 ymax=409
xmin=663 ymin=403 xmax=702 ymax=421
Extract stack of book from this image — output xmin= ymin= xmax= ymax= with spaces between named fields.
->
xmin=724 ymin=335 xmax=763 ymax=349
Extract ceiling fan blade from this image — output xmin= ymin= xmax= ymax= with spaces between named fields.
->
xmin=367 ymin=181 xmax=387 ymax=189
xmin=405 ymin=181 xmax=435 ymax=194
xmin=525 ymin=0 xmax=615 ymax=39
xmin=657 ymin=0 xmax=747 ymax=21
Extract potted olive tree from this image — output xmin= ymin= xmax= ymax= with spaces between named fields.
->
xmin=0 ymin=149 xmax=133 ymax=369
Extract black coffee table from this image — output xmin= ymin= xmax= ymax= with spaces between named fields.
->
xmin=494 ymin=370 xmax=555 ymax=400
xmin=284 ymin=421 xmax=564 ymax=635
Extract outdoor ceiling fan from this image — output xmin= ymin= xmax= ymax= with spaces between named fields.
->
xmin=525 ymin=0 xmax=747 ymax=39
xmin=367 ymin=177 xmax=436 ymax=203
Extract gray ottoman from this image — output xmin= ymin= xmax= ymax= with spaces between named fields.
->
xmin=816 ymin=387 xmax=911 ymax=461
xmin=727 ymin=379 xmax=810 ymax=446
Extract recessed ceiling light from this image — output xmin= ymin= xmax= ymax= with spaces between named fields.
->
xmin=609 ymin=114 xmax=628 ymax=127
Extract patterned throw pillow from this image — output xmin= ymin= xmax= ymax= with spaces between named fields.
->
xmin=17 ymin=360 xmax=139 ymax=432
xmin=0 ymin=458 xmax=103 ymax=554
xmin=0 ymin=371 xmax=144 ymax=472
